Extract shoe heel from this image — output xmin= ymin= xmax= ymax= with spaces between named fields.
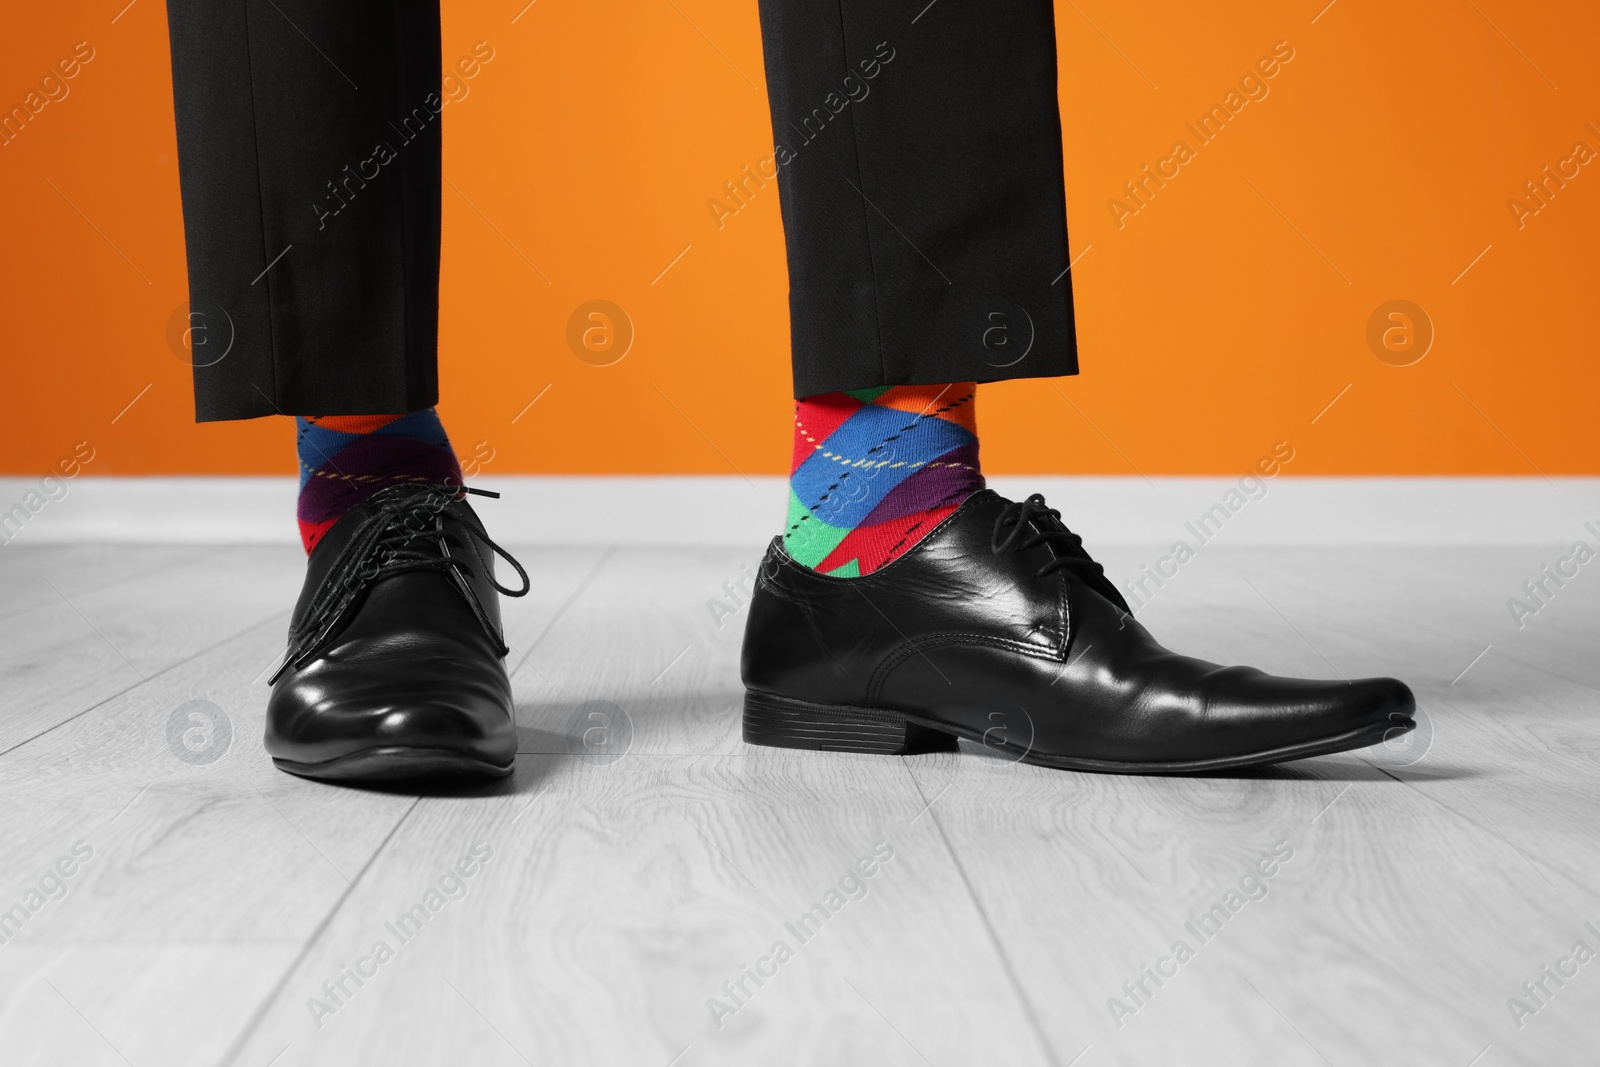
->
xmin=743 ymin=691 xmax=958 ymax=755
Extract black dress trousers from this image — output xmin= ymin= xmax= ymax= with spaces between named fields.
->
xmin=166 ymin=0 xmax=442 ymax=421
xmin=757 ymin=0 xmax=1076 ymax=397
xmin=165 ymin=1 xmax=1075 ymax=421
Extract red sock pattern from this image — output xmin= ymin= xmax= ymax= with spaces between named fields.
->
xmin=784 ymin=383 xmax=983 ymax=577
xmin=295 ymin=409 xmax=462 ymax=553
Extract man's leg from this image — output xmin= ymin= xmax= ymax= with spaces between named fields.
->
xmin=758 ymin=1 xmax=1072 ymax=578
xmin=167 ymin=0 xmax=441 ymax=419
xmin=166 ymin=2 xmax=525 ymax=784
xmin=744 ymin=1 xmax=1416 ymax=771
xmin=756 ymin=0 xmax=1074 ymax=395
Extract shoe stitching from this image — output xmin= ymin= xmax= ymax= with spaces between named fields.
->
xmin=867 ymin=632 xmax=1062 ymax=705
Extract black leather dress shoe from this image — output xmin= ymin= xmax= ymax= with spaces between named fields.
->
xmin=740 ymin=490 xmax=1415 ymax=773
xmin=266 ymin=484 xmax=529 ymax=784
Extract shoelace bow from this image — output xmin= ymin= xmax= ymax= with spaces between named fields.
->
xmin=269 ymin=484 xmax=530 ymax=685
xmin=990 ymin=493 xmax=1128 ymax=609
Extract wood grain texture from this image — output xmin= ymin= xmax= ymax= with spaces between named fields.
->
xmin=0 ymin=544 xmax=305 ymax=752
xmin=512 ymin=547 xmax=752 ymax=758
xmin=0 ymin=946 xmax=300 ymax=1067
xmin=910 ymin=545 xmax=1600 ymax=1067
xmin=1 ymin=543 xmax=1597 ymax=1066
xmin=224 ymin=752 xmax=1050 ymax=1067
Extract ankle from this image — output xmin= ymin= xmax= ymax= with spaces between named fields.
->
xmin=785 ymin=383 xmax=982 ymax=577
xmin=295 ymin=409 xmax=462 ymax=553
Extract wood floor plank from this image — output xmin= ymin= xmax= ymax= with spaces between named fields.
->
xmin=0 ymin=615 xmax=416 ymax=1067
xmin=0 ymin=545 xmax=613 ymax=1065
xmin=914 ymin=546 xmax=1600 ymax=1067
xmin=222 ymin=750 xmax=1052 ymax=1067
xmin=0 ymin=546 xmax=614 ymax=918
xmin=1118 ymin=544 xmax=1600 ymax=689
xmin=0 ymin=946 xmax=300 ymax=1067
xmin=511 ymin=547 xmax=754 ymax=759
xmin=0 ymin=619 xmax=412 ymax=945
xmin=0 ymin=544 xmax=194 ymax=624
xmin=905 ymin=749 xmax=1600 ymax=1067
xmin=0 ymin=544 xmax=306 ymax=752
xmin=4 ymin=542 xmax=1599 ymax=1066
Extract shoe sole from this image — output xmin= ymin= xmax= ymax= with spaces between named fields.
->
xmin=272 ymin=747 xmax=514 ymax=784
xmin=743 ymin=690 xmax=1414 ymax=774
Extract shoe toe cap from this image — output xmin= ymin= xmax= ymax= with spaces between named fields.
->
xmin=267 ymin=642 xmax=516 ymax=767
xmin=1328 ymin=674 xmax=1415 ymax=731
xmin=1180 ymin=665 xmax=1412 ymax=753
xmin=1228 ymin=670 xmax=1416 ymax=747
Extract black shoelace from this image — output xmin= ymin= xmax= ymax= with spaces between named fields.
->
xmin=991 ymin=493 xmax=1129 ymax=610
xmin=269 ymin=483 xmax=530 ymax=685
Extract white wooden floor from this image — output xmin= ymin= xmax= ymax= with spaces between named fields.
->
xmin=2 ymin=539 xmax=1598 ymax=1066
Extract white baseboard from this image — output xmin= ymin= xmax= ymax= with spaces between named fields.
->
xmin=1 ymin=475 xmax=1597 ymax=547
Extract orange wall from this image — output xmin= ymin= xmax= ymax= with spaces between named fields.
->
xmin=3 ymin=0 xmax=1596 ymax=477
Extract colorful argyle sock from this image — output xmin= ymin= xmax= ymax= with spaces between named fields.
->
xmin=295 ymin=409 xmax=463 ymax=553
xmin=785 ymin=383 xmax=984 ymax=577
